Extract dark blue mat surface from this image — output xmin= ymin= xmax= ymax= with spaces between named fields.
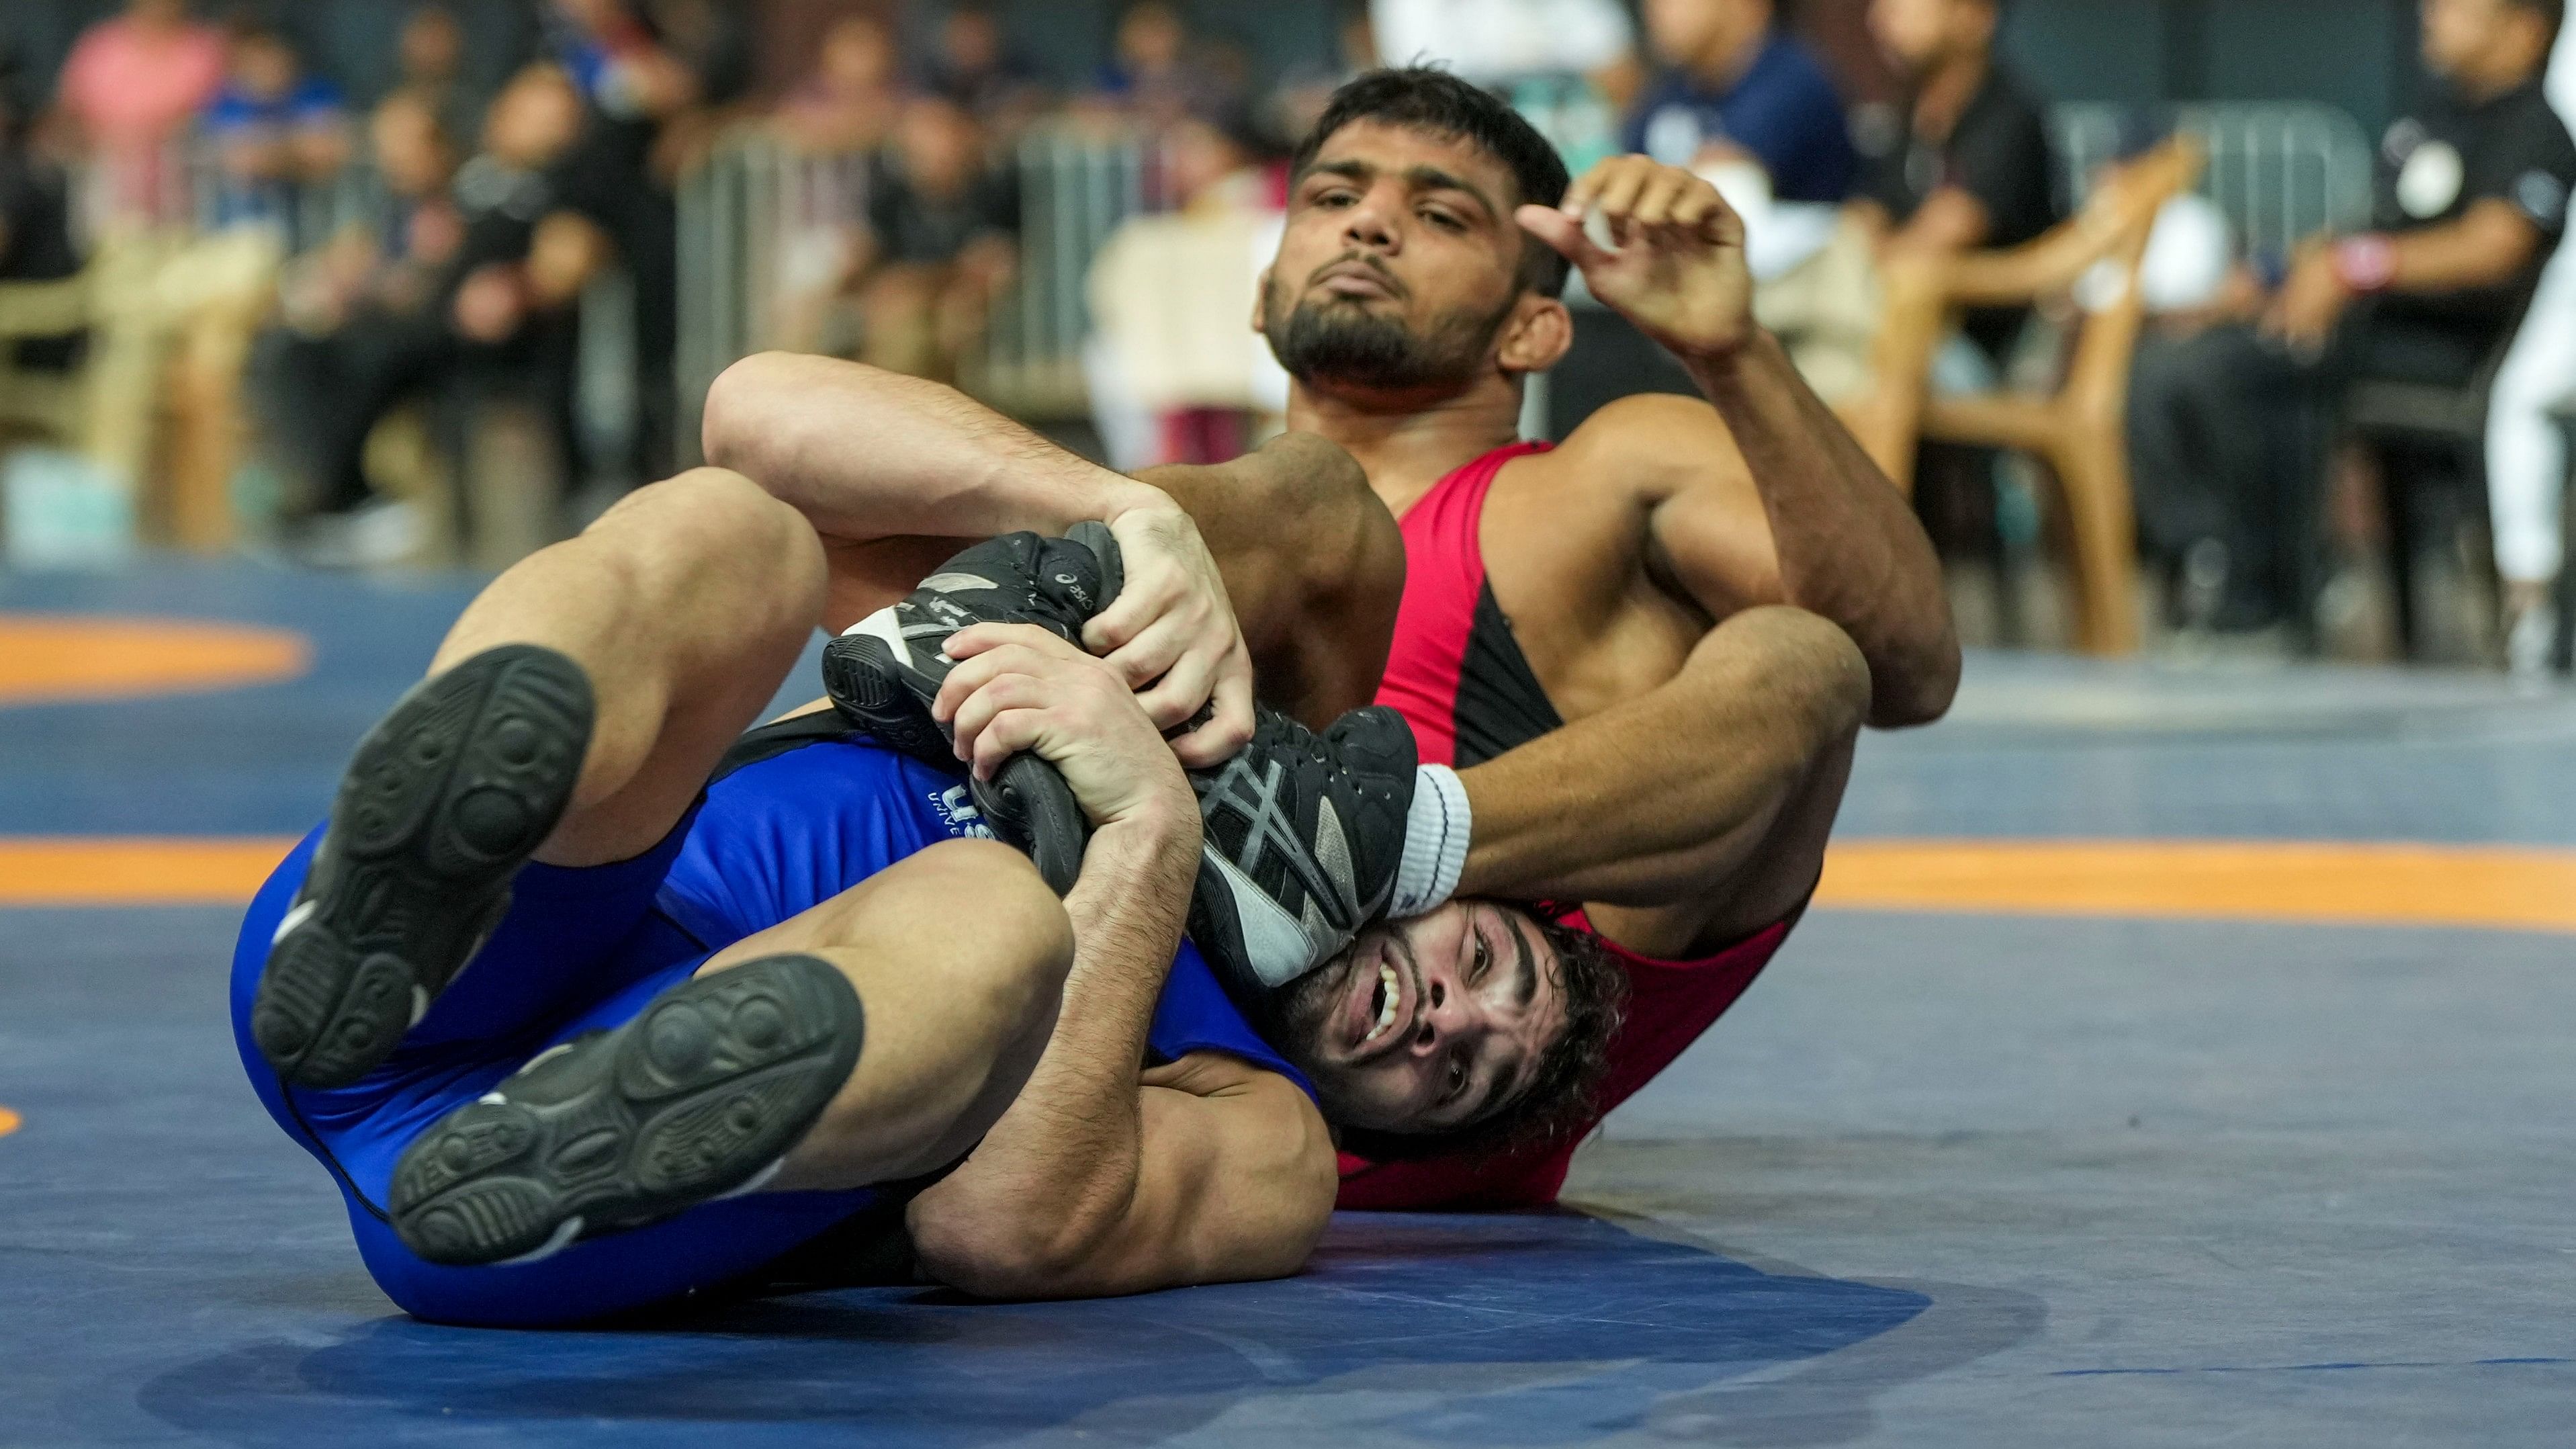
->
xmin=6 ymin=562 xmax=2575 ymax=1446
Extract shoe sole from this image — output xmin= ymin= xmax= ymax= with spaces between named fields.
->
xmin=819 ymin=630 xmax=953 ymax=764
xmin=252 ymin=644 xmax=593 ymax=1088
xmin=388 ymin=953 xmax=864 ymax=1266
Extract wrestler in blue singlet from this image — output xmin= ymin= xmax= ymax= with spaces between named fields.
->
xmin=228 ymin=715 xmax=1309 ymax=1327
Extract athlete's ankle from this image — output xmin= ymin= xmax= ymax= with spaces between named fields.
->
xmin=1390 ymin=763 xmax=1471 ymax=918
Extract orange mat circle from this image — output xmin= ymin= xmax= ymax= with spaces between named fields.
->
xmin=0 ymin=615 xmax=312 ymax=706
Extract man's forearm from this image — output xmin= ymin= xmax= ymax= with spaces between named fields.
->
xmin=1684 ymin=332 xmax=1961 ymax=728
xmin=909 ymin=812 xmax=1199 ymax=1272
xmin=702 ymin=352 xmax=1162 ymax=541
xmin=2372 ymin=203 xmax=2540 ymax=294
xmin=1457 ymin=606 xmax=1869 ymax=908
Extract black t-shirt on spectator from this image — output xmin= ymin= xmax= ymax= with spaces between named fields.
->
xmin=2371 ymin=77 xmax=2576 ymax=345
xmin=0 ymin=148 xmax=85 ymax=369
xmin=1856 ymin=64 xmax=2057 ymax=358
xmin=865 ymin=159 xmax=1020 ymax=268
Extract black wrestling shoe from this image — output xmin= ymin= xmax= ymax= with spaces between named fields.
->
xmin=821 ymin=525 xmax=1123 ymax=894
xmin=253 ymin=644 xmax=592 ymax=1089
xmin=389 ymin=953 xmax=864 ymax=1267
xmin=1188 ymin=705 xmax=1417 ymax=1004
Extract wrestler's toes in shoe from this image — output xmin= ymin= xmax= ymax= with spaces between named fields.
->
xmin=1189 ymin=705 xmax=1418 ymax=1004
xmin=389 ymin=953 xmax=866 ymax=1267
xmin=253 ymin=644 xmax=594 ymax=1089
xmin=821 ymin=522 xmax=1123 ymax=893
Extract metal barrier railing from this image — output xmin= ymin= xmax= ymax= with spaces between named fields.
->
xmin=674 ymin=103 xmax=2379 ymax=443
xmin=2053 ymin=102 xmax=2375 ymax=263
xmin=71 ymin=138 xmax=388 ymax=257
xmin=677 ymin=125 xmax=1163 ymax=444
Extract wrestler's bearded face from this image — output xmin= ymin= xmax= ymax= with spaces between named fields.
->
xmin=1256 ymin=900 xmax=1566 ymax=1135
xmin=1260 ymin=258 xmax=1518 ymax=394
xmin=1259 ymin=120 xmax=1534 ymax=396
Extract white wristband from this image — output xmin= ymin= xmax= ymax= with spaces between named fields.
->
xmin=1390 ymin=764 xmax=1472 ymax=918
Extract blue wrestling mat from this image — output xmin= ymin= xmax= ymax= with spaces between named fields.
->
xmin=5 ymin=560 xmax=2574 ymax=1446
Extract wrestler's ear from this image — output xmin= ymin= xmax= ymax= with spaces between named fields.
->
xmin=1251 ymin=267 xmax=1274 ymax=335
xmin=1496 ymin=293 xmax=1573 ymax=376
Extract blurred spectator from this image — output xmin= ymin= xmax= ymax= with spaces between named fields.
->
xmin=544 ymin=0 xmax=752 ymax=484
xmin=1627 ymin=0 xmax=1856 ymax=206
xmin=1087 ymin=104 xmax=1290 ymax=468
xmin=2486 ymin=7 xmax=2576 ymax=673
xmin=776 ymin=13 xmax=905 ymax=155
xmin=398 ymin=5 xmax=481 ymax=148
xmin=202 ymin=23 xmax=351 ymax=240
xmin=2127 ymin=0 xmax=2576 ymax=637
xmin=259 ymin=65 xmax=592 ymax=564
xmin=923 ymin=5 xmax=1046 ymax=137
xmin=54 ymin=0 xmax=226 ymax=227
xmin=0 ymin=56 xmax=85 ymax=375
xmin=1085 ymin=1 xmax=1235 ymax=134
xmin=768 ymin=13 xmax=907 ymax=355
xmin=1272 ymin=2 xmax=1380 ymax=144
xmin=853 ymin=94 xmax=1018 ymax=382
xmin=1852 ymin=0 xmax=2055 ymax=361
xmin=1370 ymin=0 xmax=1634 ymax=86
xmin=1617 ymin=0 xmax=1879 ymax=402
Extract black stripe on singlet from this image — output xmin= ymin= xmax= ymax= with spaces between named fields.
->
xmin=709 ymin=710 xmax=871 ymax=783
xmin=1454 ymin=580 xmax=1565 ymax=769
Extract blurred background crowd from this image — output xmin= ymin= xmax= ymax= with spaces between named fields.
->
xmin=1 ymin=0 xmax=2571 ymax=674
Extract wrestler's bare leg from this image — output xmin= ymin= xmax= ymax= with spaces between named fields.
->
xmin=426 ymin=467 xmax=826 ymax=867
xmin=1127 ymin=431 xmax=1408 ymax=724
xmin=693 ymin=838 xmax=1074 ymax=1191
xmin=433 ymin=469 xmax=1074 ymax=1171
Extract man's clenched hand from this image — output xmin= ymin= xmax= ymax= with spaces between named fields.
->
xmin=1082 ymin=495 xmax=1256 ymax=770
xmin=1517 ymin=155 xmax=1755 ymax=363
xmin=936 ymin=623 xmax=1201 ymax=840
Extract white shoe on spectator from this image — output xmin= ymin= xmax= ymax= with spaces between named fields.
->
xmin=2506 ymin=599 xmax=2559 ymax=684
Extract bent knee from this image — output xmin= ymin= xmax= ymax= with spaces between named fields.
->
xmin=594 ymin=469 xmax=826 ymax=622
xmin=1243 ymin=433 xmax=1403 ymax=616
xmin=1723 ymin=606 xmax=1873 ymax=739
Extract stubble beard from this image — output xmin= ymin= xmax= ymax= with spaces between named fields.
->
xmin=1249 ymin=956 xmax=1347 ymax=1077
xmin=1262 ymin=278 xmax=1514 ymax=394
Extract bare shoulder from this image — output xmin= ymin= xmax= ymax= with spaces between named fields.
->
xmin=1542 ymin=392 xmax=1747 ymax=505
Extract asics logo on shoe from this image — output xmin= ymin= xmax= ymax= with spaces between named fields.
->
xmin=1203 ymin=757 xmax=1358 ymax=918
xmin=1202 ymin=850 xmax=1334 ymax=988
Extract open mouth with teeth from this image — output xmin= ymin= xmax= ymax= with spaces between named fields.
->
xmin=1345 ymin=937 xmax=1414 ymax=1061
xmin=1364 ymin=959 xmax=1401 ymax=1045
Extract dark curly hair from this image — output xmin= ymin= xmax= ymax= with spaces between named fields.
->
xmin=1335 ymin=910 xmax=1629 ymax=1163
xmin=1288 ymin=66 xmax=1573 ymax=299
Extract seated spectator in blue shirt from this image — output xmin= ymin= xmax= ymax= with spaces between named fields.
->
xmin=202 ymin=23 xmax=349 ymax=236
xmin=1623 ymin=0 xmax=1857 ymax=205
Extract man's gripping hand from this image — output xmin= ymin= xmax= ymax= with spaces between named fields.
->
xmin=936 ymin=623 xmax=1200 ymax=840
xmin=1086 ymin=493 xmax=1255 ymax=770
xmin=1517 ymin=155 xmax=1755 ymax=363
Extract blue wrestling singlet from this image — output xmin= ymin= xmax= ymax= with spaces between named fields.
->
xmin=228 ymin=713 xmax=1310 ymax=1326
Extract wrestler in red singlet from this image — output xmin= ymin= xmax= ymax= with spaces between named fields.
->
xmin=1337 ymin=442 xmax=1800 ymax=1211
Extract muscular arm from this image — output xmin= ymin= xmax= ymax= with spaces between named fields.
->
xmin=1529 ymin=161 xmax=1961 ymax=730
xmin=1457 ymin=605 xmax=1869 ymax=954
xmin=702 ymin=353 xmax=1257 ymax=758
xmin=703 ymin=352 xmax=1159 ymax=550
xmin=907 ymin=773 xmax=1335 ymax=1298
xmin=1675 ymin=331 xmax=1961 ymax=728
